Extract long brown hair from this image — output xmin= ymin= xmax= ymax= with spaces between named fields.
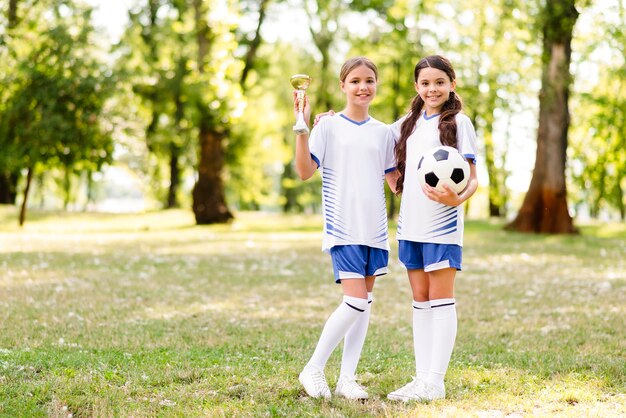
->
xmin=394 ymin=55 xmax=463 ymax=194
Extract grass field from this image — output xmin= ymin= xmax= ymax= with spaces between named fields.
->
xmin=0 ymin=207 xmax=624 ymax=417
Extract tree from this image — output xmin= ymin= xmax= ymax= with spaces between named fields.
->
xmin=191 ymin=0 xmax=244 ymax=224
xmin=118 ymin=0 xmax=194 ymax=209
xmin=0 ymin=4 xmax=114 ymax=225
xmin=452 ymin=0 xmax=519 ymax=218
xmin=276 ymin=0 xmax=343 ymax=214
xmin=506 ymin=0 xmax=579 ymax=233
xmin=569 ymin=1 xmax=626 ymax=220
xmin=222 ymin=0 xmax=275 ymax=211
xmin=0 ymin=0 xmax=24 ymax=204
xmin=238 ymin=0 xmax=271 ymax=89
xmin=303 ymin=0 xmax=343 ymax=111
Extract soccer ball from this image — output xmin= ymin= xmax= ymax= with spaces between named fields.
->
xmin=417 ymin=146 xmax=470 ymax=194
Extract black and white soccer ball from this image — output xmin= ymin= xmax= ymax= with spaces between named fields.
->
xmin=417 ymin=146 xmax=470 ymax=194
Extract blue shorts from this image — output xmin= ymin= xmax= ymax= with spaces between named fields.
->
xmin=398 ymin=240 xmax=462 ymax=272
xmin=330 ymin=245 xmax=389 ymax=283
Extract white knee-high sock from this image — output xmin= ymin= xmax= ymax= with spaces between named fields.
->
xmin=427 ymin=298 xmax=457 ymax=388
xmin=340 ymin=292 xmax=373 ymax=378
xmin=412 ymin=300 xmax=433 ymax=382
xmin=307 ymin=295 xmax=369 ymax=370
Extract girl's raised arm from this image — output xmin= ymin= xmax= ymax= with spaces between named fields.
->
xmin=293 ymin=92 xmax=317 ymax=180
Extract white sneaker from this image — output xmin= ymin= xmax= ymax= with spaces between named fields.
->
xmin=335 ymin=375 xmax=368 ymax=400
xmin=387 ymin=377 xmax=426 ymax=402
xmin=299 ymin=365 xmax=331 ymax=399
xmin=421 ymin=381 xmax=445 ymax=401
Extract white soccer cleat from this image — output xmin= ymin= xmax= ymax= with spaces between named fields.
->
xmin=387 ymin=377 xmax=427 ymax=402
xmin=335 ymin=375 xmax=369 ymax=400
xmin=299 ymin=365 xmax=331 ymax=399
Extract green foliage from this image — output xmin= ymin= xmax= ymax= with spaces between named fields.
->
xmin=349 ymin=0 xmax=424 ymax=122
xmin=448 ymin=0 xmax=540 ymax=216
xmin=568 ymin=1 xmax=626 ymax=219
xmin=345 ymin=0 xmax=543 ymax=217
xmin=0 ymin=0 xmax=625 ymax=221
xmin=188 ymin=1 xmax=245 ymax=129
xmin=0 ymin=3 xmax=114 ymax=174
xmin=570 ymin=88 xmax=626 ymax=218
xmin=114 ymin=0 xmax=246 ymax=210
xmin=226 ymin=41 xmax=321 ymax=212
xmin=540 ymin=0 xmax=579 ymax=45
xmin=115 ymin=1 xmax=199 ymax=207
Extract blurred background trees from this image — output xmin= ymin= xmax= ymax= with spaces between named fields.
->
xmin=505 ymin=0 xmax=580 ymax=233
xmin=0 ymin=1 xmax=114 ymax=225
xmin=0 ymin=0 xmax=624 ymax=230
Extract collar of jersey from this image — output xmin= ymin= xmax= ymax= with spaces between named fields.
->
xmin=339 ymin=113 xmax=371 ymax=126
xmin=422 ymin=112 xmax=440 ymax=120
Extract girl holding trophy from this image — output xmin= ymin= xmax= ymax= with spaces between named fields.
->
xmin=292 ymin=56 xmax=397 ymax=400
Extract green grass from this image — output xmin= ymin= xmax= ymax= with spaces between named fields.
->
xmin=0 ymin=206 xmax=625 ymax=417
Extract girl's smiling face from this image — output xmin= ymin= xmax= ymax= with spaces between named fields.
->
xmin=415 ymin=67 xmax=456 ymax=116
xmin=340 ymin=65 xmax=378 ymax=109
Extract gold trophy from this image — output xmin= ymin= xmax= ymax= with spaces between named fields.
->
xmin=291 ymin=74 xmax=312 ymax=134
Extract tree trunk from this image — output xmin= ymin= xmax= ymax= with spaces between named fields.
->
xmin=19 ymin=166 xmax=33 ymax=226
xmin=483 ymin=126 xmax=503 ymax=217
xmin=240 ymin=0 xmax=269 ymax=89
xmin=0 ymin=171 xmax=18 ymax=204
xmin=166 ymin=55 xmax=187 ymax=210
xmin=506 ymin=0 xmax=578 ymax=234
xmin=84 ymin=170 xmax=94 ymax=211
xmin=192 ymin=0 xmax=232 ymax=224
xmin=318 ymin=47 xmax=333 ymax=111
xmin=281 ymin=161 xmax=298 ymax=213
xmin=617 ymin=165 xmax=625 ymax=221
xmin=166 ymin=144 xmax=180 ymax=209
xmin=307 ymin=1 xmax=338 ymax=112
xmin=619 ymin=186 xmax=625 ymax=221
xmin=63 ymin=168 xmax=71 ymax=210
xmin=192 ymin=128 xmax=232 ymax=223
xmin=0 ymin=0 xmax=20 ymax=205
xmin=8 ymin=0 xmax=18 ymax=28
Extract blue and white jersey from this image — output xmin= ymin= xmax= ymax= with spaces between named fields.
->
xmin=391 ymin=112 xmax=478 ymax=246
xmin=309 ymin=113 xmax=396 ymax=252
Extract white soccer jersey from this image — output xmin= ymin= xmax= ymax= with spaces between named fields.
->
xmin=391 ymin=112 xmax=478 ymax=246
xmin=309 ymin=113 xmax=396 ymax=252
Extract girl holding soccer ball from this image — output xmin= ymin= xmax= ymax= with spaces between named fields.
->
xmin=292 ymin=57 xmax=397 ymax=400
xmin=387 ymin=55 xmax=479 ymax=402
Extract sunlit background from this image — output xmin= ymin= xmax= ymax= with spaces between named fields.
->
xmin=2 ymin=0 xmax=624 ymax=222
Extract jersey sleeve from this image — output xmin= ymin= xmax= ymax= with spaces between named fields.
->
xmin=456 ymin=114 xmax=478 ymax=165
xmin=308 ymin=118 xmax=328 ymax=168
xmin=389 ymin=115 xmax=406 ymax=142
xmin=384 ymin=128 xmax=397 ymax=173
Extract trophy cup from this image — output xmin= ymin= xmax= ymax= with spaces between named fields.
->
xmin=291 ymin=74 xmax=312 ymax=134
